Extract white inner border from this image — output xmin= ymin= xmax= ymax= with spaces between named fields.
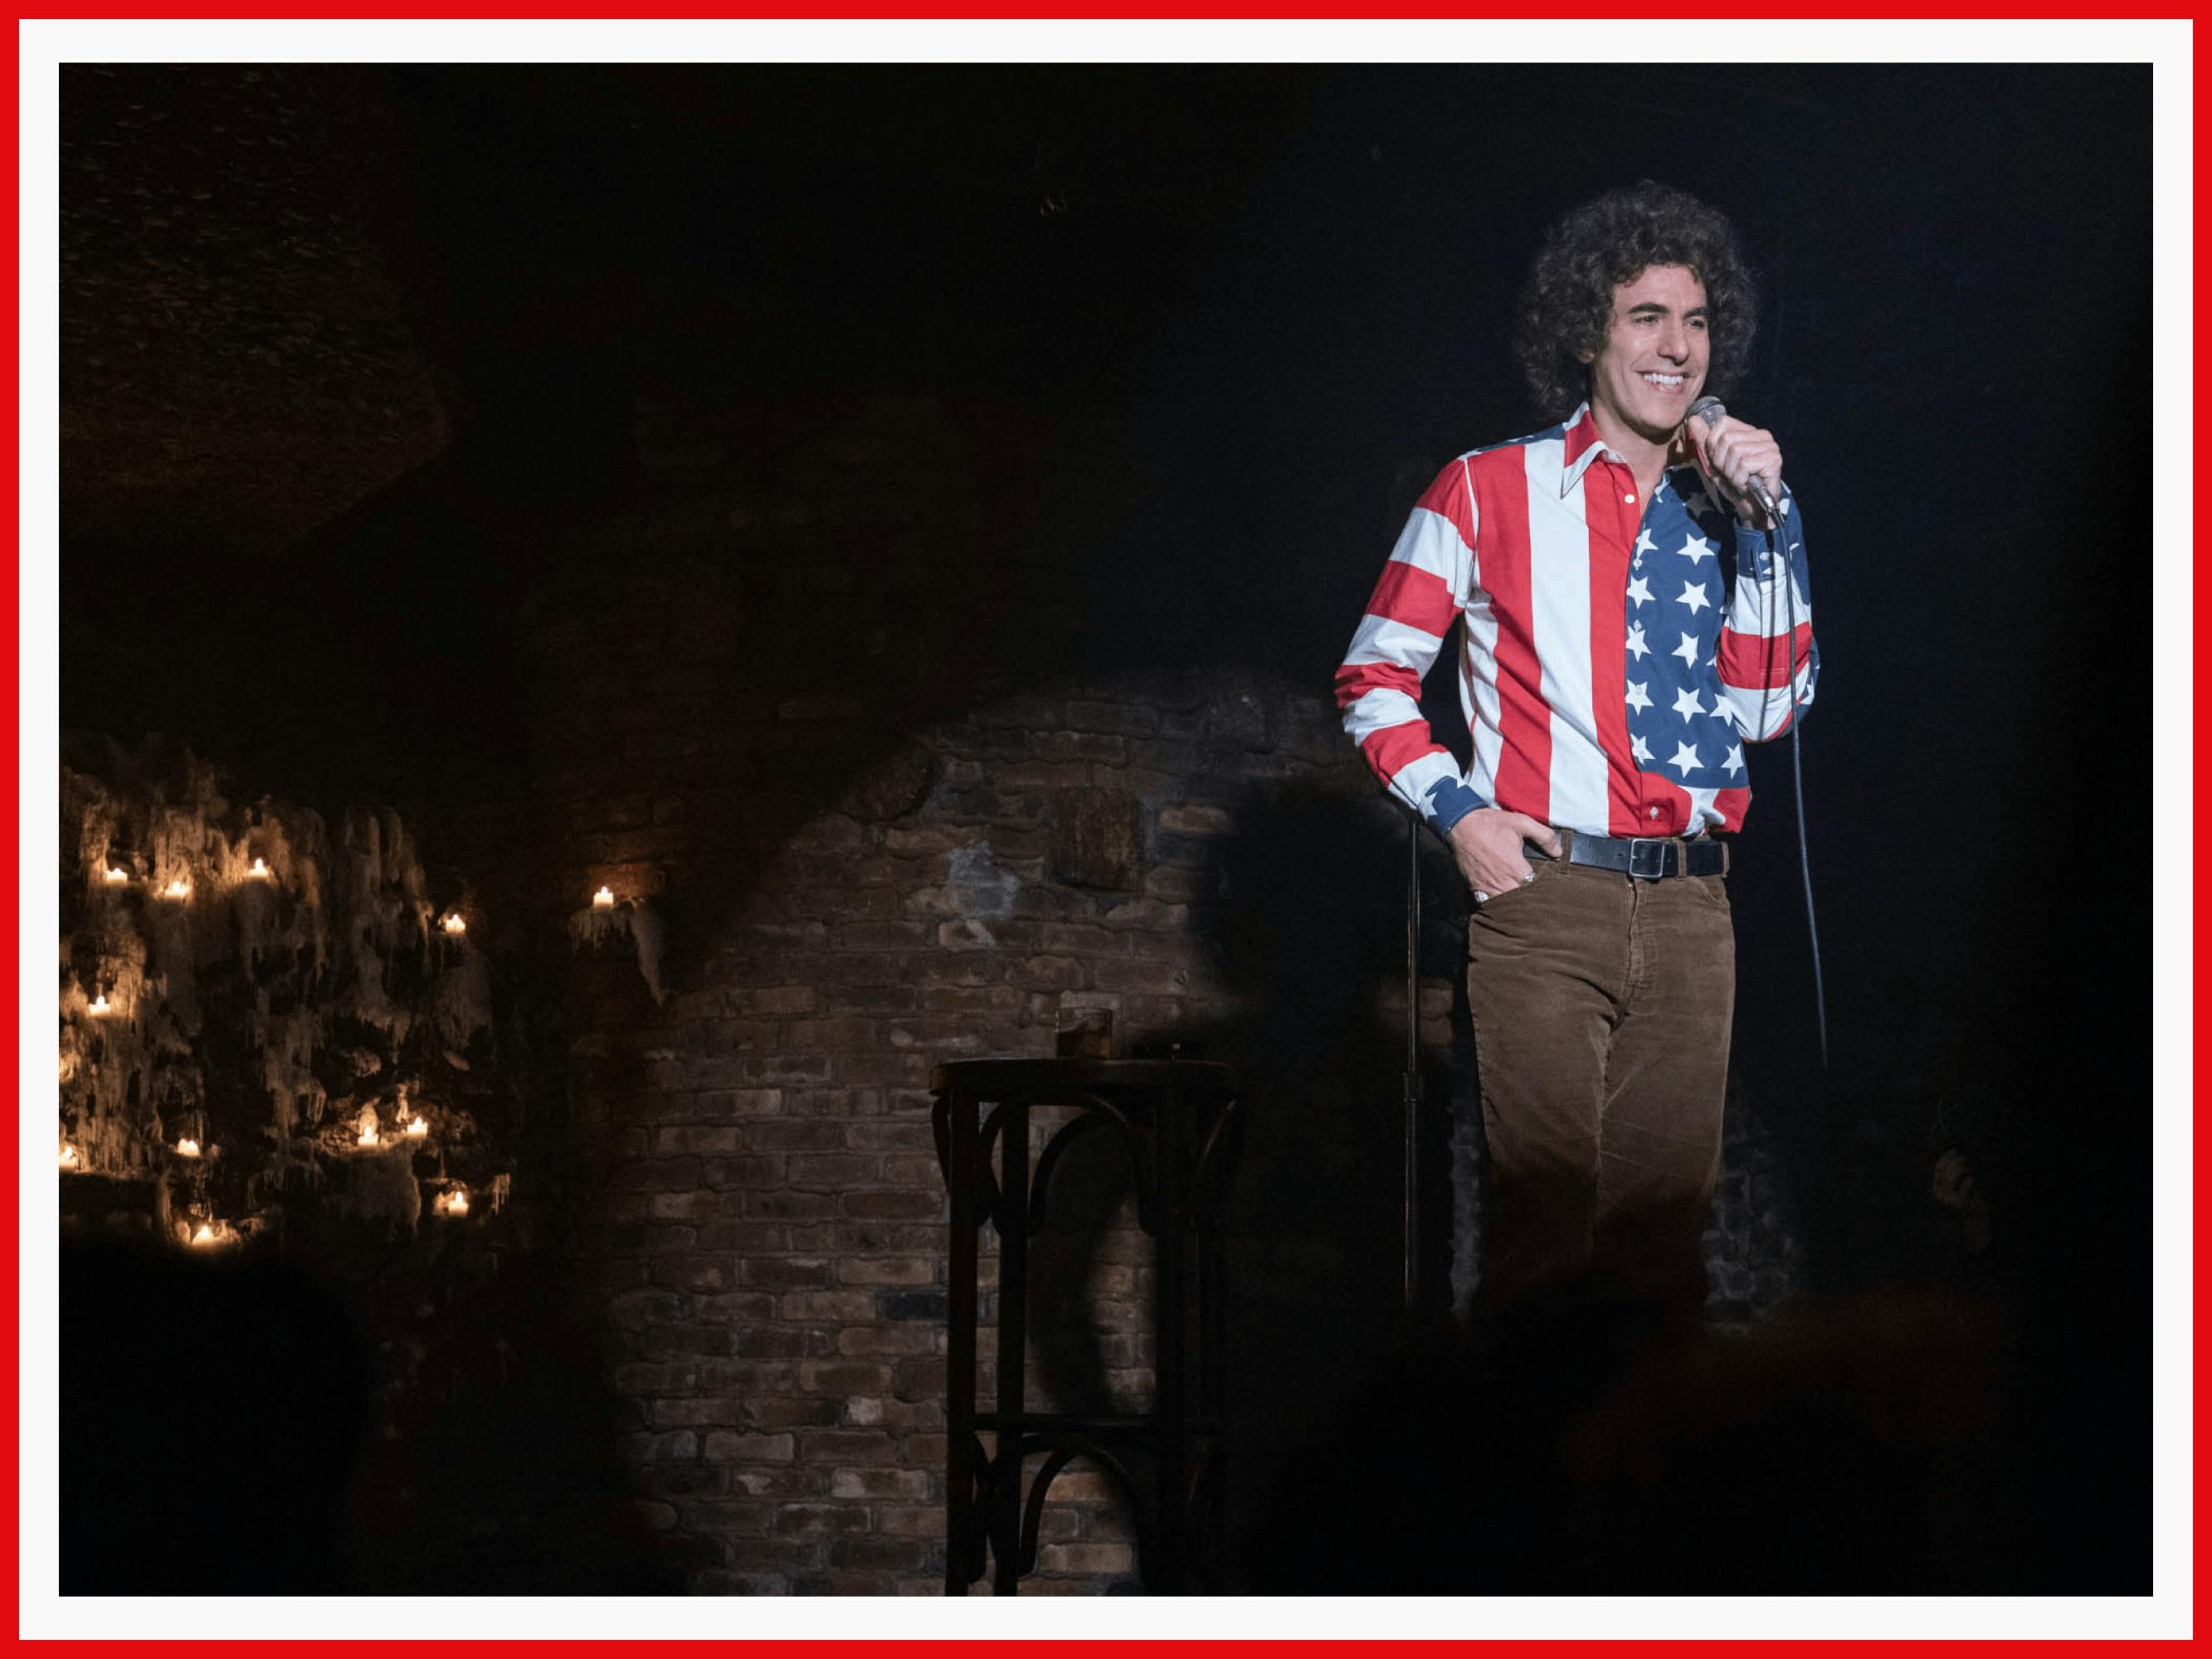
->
xmin=21 ymin=17 xmax=2191 ymax=1642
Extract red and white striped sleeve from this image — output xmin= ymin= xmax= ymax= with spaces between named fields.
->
xmin=1333 ymin=460 xmax=1484 ymax=834
xmin=1715 ymin=488 xmax=1818 ymax=742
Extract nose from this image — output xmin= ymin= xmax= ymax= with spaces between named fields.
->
xmin=1658 ymin=317 xmax=1689 ymax=362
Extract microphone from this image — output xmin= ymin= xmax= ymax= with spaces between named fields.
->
xmin=1686 ymin=395 xmax=1780 ymax=522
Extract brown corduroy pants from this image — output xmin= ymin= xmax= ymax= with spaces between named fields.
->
xmin=1465 ymin=852 xmax=1736 ymax=1316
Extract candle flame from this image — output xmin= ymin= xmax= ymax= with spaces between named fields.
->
xmin=592 ymin=886 xmax=616 ymax=908
xmin=175 ymin=1137 xmax=201 ymax=1158
xmin=436 ymin=1185 xmax=470 ymax=1217
xmin=88 ymin=993 xmax=112 ymax=1016
xmin=103 ymin=866 xmax=128 ymax=884
xmin=441 ymin=913 xmax=466 ymax=936
xmin=406 ymin=1116 xmax=427 ymax=1137
xmin=191 ymin=1224 xmax=217 ymax=1247
xmin=358 ymin=1123 xmax=379 ymax=1147
xmin=162 ymin=878 xmax=192 ymax=900
xmin=247 ymin=857 xmax=270 ymax=878
xmin=59 ymin=1143 xmax=79 ymax=1169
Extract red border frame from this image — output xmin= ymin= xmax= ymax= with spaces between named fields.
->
xmin=12 ymin=11 xmax=2195 ymax=1645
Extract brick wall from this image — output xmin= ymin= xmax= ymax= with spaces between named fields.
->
xmin=550 ymin=660 xmax=1409 ymax=1592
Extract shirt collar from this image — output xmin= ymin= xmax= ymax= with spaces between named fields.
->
xmin=1559 ymin=404 xmax=1614 ymax=496
xmin=1558 ymin=403 xmax=1702 ymax=499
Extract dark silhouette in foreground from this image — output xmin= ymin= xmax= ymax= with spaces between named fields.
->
xmin=61 ymin=1238 xmax=374 ymax=1593
xmin=1240 ymin=1260 xmax=2133 ymax=1593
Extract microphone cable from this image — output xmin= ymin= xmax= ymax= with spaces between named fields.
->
xmin=1760 ymin=508 xmax=1827 ymax=1069
xmin=1696 ymin=394 xmax=1828 ymax=1069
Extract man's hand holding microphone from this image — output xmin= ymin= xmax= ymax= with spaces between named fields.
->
xmin=1683 ymin=397 xmax=1784 ymax=531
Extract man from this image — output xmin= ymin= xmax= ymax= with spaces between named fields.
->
xmin=1334 ymin=182 xmax=1816 ymax=1316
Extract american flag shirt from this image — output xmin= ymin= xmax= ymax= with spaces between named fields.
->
xmin=1335 ymin=403 xmax=1817 ymax=841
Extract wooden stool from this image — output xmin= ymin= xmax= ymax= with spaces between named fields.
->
xmin=932 ymin=1058 xmax=1245 ymax=1594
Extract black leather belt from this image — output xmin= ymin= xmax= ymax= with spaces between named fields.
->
xmin=1537 ymin=829 xmax=1729 ymax=879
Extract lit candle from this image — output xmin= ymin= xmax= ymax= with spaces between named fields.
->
xmin=190 ymin=1224 xmax=217 ymax=1247
xmin=246 ymin=857 xmax=270 ymax=879
xmin=436 ymin=1185 xmax=470 ymax=1218
xmin=88 ymin=993 xmax=112 ymax=1016
xmin=162 ymin=878 xmax=192 ymax=900
xmin=103 ymin=866 xmax=128 ymax=884
xmin=441 ymin=913 xmax=466 ymax=937
xmin=406 ymin=1115 xmax=427 ymax=1138
xmin=592 ymin=886 xmax=616 ymax=908
xmin=175 ymin=1137 xmax=200 ymax=1158
xmin=58 ymin=1143 xmax=79 ymax=1170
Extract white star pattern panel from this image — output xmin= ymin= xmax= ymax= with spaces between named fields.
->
xmin=1618 ymin=465 xmax=1763 ymax=814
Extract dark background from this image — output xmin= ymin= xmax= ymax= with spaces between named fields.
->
xmin=58 ymin=62 xmax=2155 ymax=1589
xmin=62 ymin=61 xmax=2156 ymax=1086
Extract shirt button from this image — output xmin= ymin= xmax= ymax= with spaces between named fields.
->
xmin=1624 ymin=493 xmax=1636 ymax=503
xmin=1648 ymin=806 xmax=1661 ymax=820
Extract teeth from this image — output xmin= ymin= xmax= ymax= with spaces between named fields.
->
xmin=1643 ymin=373 xmax=1683 ymax=387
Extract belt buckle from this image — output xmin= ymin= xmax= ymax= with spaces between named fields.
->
xmin=1626 ymin=837 xmax=1671 ymax=880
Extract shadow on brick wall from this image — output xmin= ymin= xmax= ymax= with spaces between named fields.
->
xmin=1132 ymin=776 xmax=1459 ymax=1586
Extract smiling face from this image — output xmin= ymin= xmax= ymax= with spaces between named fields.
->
xmin=1581 ymin=263 xmax=1709 ymax=453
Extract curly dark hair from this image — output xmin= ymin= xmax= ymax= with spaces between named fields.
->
xmin=1513 ymin=181 xmax=1759 ymax=421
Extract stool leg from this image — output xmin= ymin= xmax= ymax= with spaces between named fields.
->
xmin=1194 ymin=1097 xmax=1235 ymax=1587
xmin=992 ymin=1097 xmax=1030 ymax=1596
xmin=1153 ymin=1085 xmax=1187 ymax=1594
xmin=1197 ymin=1231 xmax=1222 ymax=1580
xmin=942 ymin=1084 xmax=977 ymax=1595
